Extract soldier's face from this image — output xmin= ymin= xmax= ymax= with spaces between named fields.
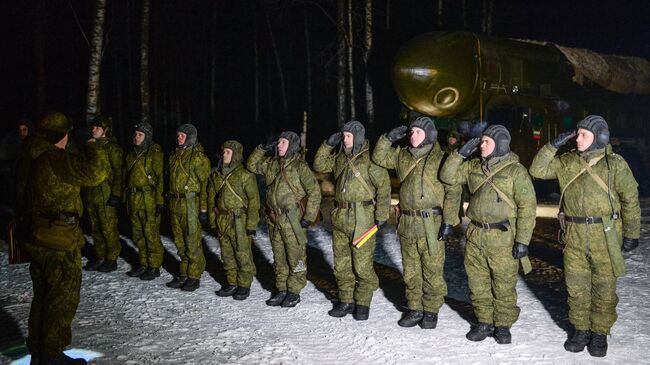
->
xmin=277 ymin=138 xmax=289 ymax=157
xmin=343 ymin=132 xmax=354 ymax=149
xmin=133 ymin=131 xmax=146 ymax=146
xmin=480 ymin=136 xmax=496 ymax=157
xmin=92 ymin=126 xmax=105 ymax=139
xmin=410 ymin=127 xmax=426 ymax=147
xmin=177 ymin=132 xmax=187 ymax=146
xmin=448 ymin=136 xmax=457 ymax=145
xmin=576 ymin=128 xmax=594 ymax=152
xmin=222 ymin=148 xmax=233 ymax=164
xmin=18 ymin=125 xmax=29 ymax=140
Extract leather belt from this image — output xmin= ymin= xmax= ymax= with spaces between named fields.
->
xmin=168 ymin=192 xmax=197 ymax=199
xmin=38 ymin=211 xmax=79 ymax=225
xmin=335 ymin=200 xmax=374 ymax=209
xmin=471 ymin=219 xmax=509 ymax=231
xmin=401 ymin=207 xmax=442 ymax=218
xmin=565 ymin=215 xmax=604 ymax=224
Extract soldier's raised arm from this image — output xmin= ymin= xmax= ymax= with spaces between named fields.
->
xmin=313 ymin=133 xmax=341 ymax=173
xmin=529 ymin=131 xmax=575 ymax=180
xmin=371 ymin=125 xmax=407 ymax=170
xmin=440 ymin=137 xmax=480 ymax=185
xmin=246 ymin=142 xmax=274 ymax=175
xmin=52 ymin=139 xmax=109 ymax=187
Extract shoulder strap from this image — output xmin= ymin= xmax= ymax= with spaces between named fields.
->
xmin=346 ymin=154 xmax=376 ymax=203
xmin=223 ymin=173 xmax=247 ymax=208
xmin=470 ymin=160 xmax=516 ymax=194
xmin=559 ymin=154 xmax=606 ymax=210
xmin=280 ymin=160 xmax=303 ymax=200
xmin=400 ymin=155 xmax=427 ymax=182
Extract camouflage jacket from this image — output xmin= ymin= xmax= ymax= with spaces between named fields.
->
xmin=84 ymin=138 xmax=123 ymax=204
xmin=207 ymin=164 xmax=261 ymax=231
xmin=123 ymin=143 xmax=164 ymax=206
xmin=168 ymin=143 xmax=210 ymax=211
xmin=15 ymin=137 xmax=53 ymax=216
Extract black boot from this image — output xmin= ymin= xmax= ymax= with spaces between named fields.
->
xmin=166 ymin=276 xmax=187 ymax=289
xmin=588 ymin=332 xmax=608 ymax=357
xmin=39 ymin=352 xmax=87 ymax=365
xmin=126 ymin=266 xmax=147 ymax=277
xmin=353 ymin=305 xmax=370 ymax=321
xmin=398 ymin=310 xmax=424 ymax=327
xmin=281 ymin=292 xmax=301 ymax=307
xmin=139 ymin=268 xmax=161 ymax=281
xmin=97 ymin=259 xmax=118 ymax=273
xmin=564 ymin=330 xmax=591 ymax=352
xmin=420 ymin=311 xmax=438 ymax=329
xmin=494 ymin=326 xmax=511 ymax=344
xmin=266 ymin=291 xmax=287 ymax=306
xmin=83 ymin=258 xmax=104 ymax=271
xmin=328 ymin=302 xmax=355 ymax=318
xmin=466 ymin=323 xmax=495 ymax=342
xmin=216 ymin=285 xmax=238 ymax=297
xmin=233 ymin=287 xmax=250 ymax=300
xmin=181 ymin=278 xmax=200 ymax=291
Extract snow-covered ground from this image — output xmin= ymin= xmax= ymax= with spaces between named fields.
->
xmin=1 ymin=217 xmax=649 ymax=365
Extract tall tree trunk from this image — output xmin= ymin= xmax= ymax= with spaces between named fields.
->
xmin=347 ymin=0 xmax=356 ymax=120
xmin=86 ymin=0 xmax=107 ymax=120
xmin=303 ymin=5 xmax=312 ymax=123
xmin=364 ymin=0 xmax=374 ymax=124
xmin=437 ymin=0 xmax=443 ymax=29
xmin=34 ymin=0 xmax=47 ymax=115
xmin=337 ymin=0 xmax=347 ymax=127
xmin=140 ymin=0 xmax=151 ymax=123
xmin=261 ymin=1 xmax=288 ymax=123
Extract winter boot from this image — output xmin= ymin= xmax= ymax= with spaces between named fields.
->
xmin=97 ymin=259 xmax=118 ymax=273
xmin=266 ymin=291 xmax=287 ymax=306
xmin=83 ymin=259 xmax=104 ymax=271
xmin=39 ymin=352 xmax=87 ymax=365
xmin=166 ymin=276 xmax=187 ymax=289
xmin=564 ymin=330 xmax=591 ymax=352
xmin=139 ymin=268 xmax=161 ymax=281
xmin=181 ymin=278 xmax=200 ymax=291
xmin=328 ymin=302 xmax=355 ymax=318
xmin=281 ymin=292 xmax=301 ymax=307
xmin=398 ymin=310 xmax=424 ymax=327
xmin=420 ymin=311 xmax=438 ymax=329
xmin=353 ymin=305 xmax=370 ymax=321
xmin=126 ymin=266 xmax=147 ymax=277
xmin=233 ymin=287 xmax=250 ymax=300
xmin=466 ymin=323 xmax=495 ymax=342
xmin=494 ymin=327 xmax=512 ymax=344
xmin=216 ymin=285 xmax=238 ymax=297
xmin=588 ymin=333 xmax=608 ymax=357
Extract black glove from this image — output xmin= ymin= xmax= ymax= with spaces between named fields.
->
xmin=551 ymin=130 xmax=576 ymax=149
xmin=247 ymin=229 xmax=256 ymax=236
xmin=512 ymin=242 xmax=529 ymax=259
xmin=155 ymin=204 xmax=164 ymax=217
xmin=300 ymin=219 xmax=312 ymax=228
xmin=438 ymin=223 xmax=454 ymax=241
xmin=622 ymin=237 xmax=639 ymax=252
xmin=386 ymin=125 xmax=409 ymax=142
xmin=106 ymin=195 xmax=121 ymax=208
xmin=458 ymin=137 xmax=481 ymax=159
xmin=326 ymin=132 xmax=343 ymax=147
xmin=262 ymin=141 xmax=277 ymax=152
xmin=199 ymin=211 xmax=209 ymax=225
xmin=375 ymin=220 xmax=386 ymax=228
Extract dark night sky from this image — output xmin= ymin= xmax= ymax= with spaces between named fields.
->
xmin=2 ymin=0 xmax=649 ymax=157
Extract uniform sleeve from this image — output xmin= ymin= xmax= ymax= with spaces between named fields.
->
xmin=369 ymin=163 xmax=391 ymax=222
xmin=442 ymin=181 xmax=462 ymax=226
xmin=313 ymin=142 xmax=336 ymax=173
xmin=52 ymin=142 xmax=109 ymax=187
xmin=440 ymin=151 xmax=468 ymax=185
xmin=513 ymin=165 xmax=537 ymax=245
xmin=529 ymin=143 xmax=561 ymax=180
xmin=298 ymin=161 xmax=322 ymax=223
xmin=207 ymin=172 xmax=219 ymax=229
xmin=371 ymin=135 xmax=399 ymax=170
xmin=109 ymin=144 xmax=124 ymax=198
xmin=614 ymin=157 xmax=641 ymax=239
xmin=244 ymin=172 xmax=261 ymax=231
xmin=246 ymin=145 xmax=268 ymax=175
xmin=153 ymin=147 xmax=165 ymax=206
xmin=196 ymin=153 xmax=211 ymax=212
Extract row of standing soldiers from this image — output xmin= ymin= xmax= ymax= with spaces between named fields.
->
xmin=18 ymin=112 xmax=639 ymax=364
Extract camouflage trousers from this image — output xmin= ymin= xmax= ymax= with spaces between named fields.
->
xmin=400 ymin=234 xmax=447 ymax=313
xmin=465 ymin=224 xmax=520 ymax=327
xmin=130 ymin=207 xmax=164 ymax=269
xmin=268 ymin=215 xmax=307 ymax=294
xmin=26 ymin=244 xmax=82 ymax=357
xmin=170 ymin=202 xmax=206 ymax=280
xmin=219 ymin=228 xmax=256 ymax=288
xmin=87 ymin=202 xmax=121 ymax=261
xmin=332 ymin=224 xmax=378 ymax=307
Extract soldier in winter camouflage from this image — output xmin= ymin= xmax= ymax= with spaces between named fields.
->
xmin=123 ymin=122 xmax=165 ymax=281
xmin=208 ymin=140 xmax=261 ymax=301
xmin=25 ymin=112 xmax=109 ymax=365
xmin=247 ymin=131 xmax=321 ymax=308
xmin=166 ymin=124 xmax=211 ymax=291
xmin=373 ymin=117 xmax=462 ymax=329
xmin=82 ymin=115 xmax=124 ymax=273
xmin=529 ymin=115 xmax=640 ymax=357
xmin=314 ymin=121 xmax=390 ymax=320
xmin=440 ymin=124 xmax=536 ymax=344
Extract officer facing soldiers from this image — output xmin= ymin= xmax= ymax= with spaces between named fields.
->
xmin=208 ymin=140 xmax=260 ymax=301
xmin=314 ymin=121 xmax=390 ymax=320
xmin=123 ymin=122 xmax=165 ymax=281
xmin=82 ymin=115 xmax=124 ymax=273
xmin=166 ymin=123 xmax=210 ymax=291
xmin=529 ymin=116 xmax=640 ymax=357
xmin=440 ymin=124 xmax=536 ymax=344
xmin=26 ymin=112 xmax=109 ymax=365
xmin=247 ymin=131 xmax=321 ymax=308
xmin=373 ymin=116 xmax=462 ymax=329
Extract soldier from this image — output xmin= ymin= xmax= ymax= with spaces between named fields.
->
xmin=208 ymin=140 xmax=261 ymax=300
xmin=82 ymin=115 xmax=124 ymax=273
xmin=247 ymin=131 xmax=321 ymax=307
xmin=166 ymin=123 xmax=210 ymax=291
xmin=123 ymin=122 xmax=165 ymax=280
xmin=443 ymin=130 xmax=461 ymax=154
xmin=25 ymin=112 xmax=108 ymax=364
xmin=440 ymin=124 xmax=536 ymax=344
xmin=529 ymin=115 xmax=640 ymax=357
xmin=373 ymin=117 xmax=462 ymax=328
xmin=314 ymin=121 xmax=390 ymax=320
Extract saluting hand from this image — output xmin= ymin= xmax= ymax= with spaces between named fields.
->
xmin=386 ymin=125 xmax=409 ymax=142
xmin=551 ymin=130 xmax=576 ymax=149
xmin=458 ymin=137 xmax=480 ymax=158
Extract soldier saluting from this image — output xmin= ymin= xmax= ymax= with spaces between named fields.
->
xmin=529 ymin=115 xmax=640 ymax=357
